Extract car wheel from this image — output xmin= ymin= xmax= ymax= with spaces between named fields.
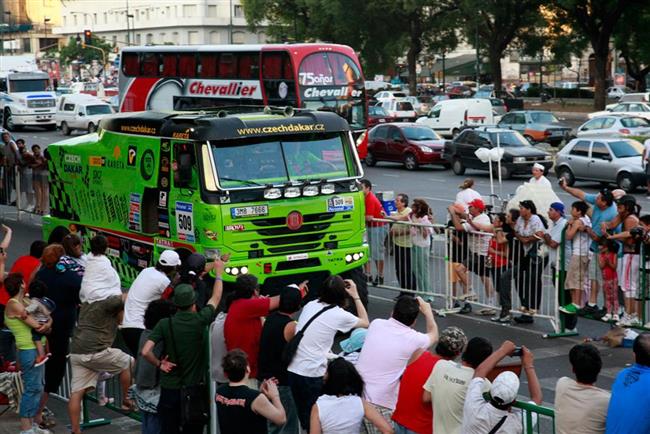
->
xmin=499 ymin=165 xmax=511 ymax=180
xmin=617 ymin=172 xmax=635 ymax=192
xmin=404 ymin=153 xmax=419 ymax=170
xmin=88 ymin=122 xmax=96 ymax=133
xmin=556 ymin=166 xmax=575 ymax=186
xmin=365 ymin=151 xmax=377 ymax=167
xmin=61 ymin=122 xmax=71 ymax=136
xmin=452 ymin=157 xmax=465 ymax=175
xmin=452 ymin=128 xmax=460 ymax=138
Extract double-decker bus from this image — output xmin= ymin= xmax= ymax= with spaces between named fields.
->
xmin=118 ymin=44 xmax=367 ymax=132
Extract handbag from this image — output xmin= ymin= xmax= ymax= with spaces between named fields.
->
xmin=168 ymin=318 xmax=210 ymax=426
xmin=282 ymin=304 xmax=336 ymax=367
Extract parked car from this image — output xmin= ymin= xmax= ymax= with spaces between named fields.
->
xmin=497 ymin=110 xmax=572 ymax=146
xmin=368 ymin=105 xmax=392 ymax=128
xmin=443 ymin=127 xmax=553 ymax=179
xmin=373 ymin=90 xmax=408 ymax=103
xmin=576 ymin=115 xmax=650 ymax=138
xmin=589 ymin=102 xmax=650 ymax=120
xmin=365 ymin=123 xmax=449 ymax=170
xmin=377 ymin=100 xmax=418 ymax=122
xmin=607 ymin=86 xmax=632 ymax=99
xmin=416 ymin=98 xmax=495 ymax=138
xmin=404 ymin=96 xmax=433 ymax=116
xmin=447 ymin=85 xmax=473 ymax=98
xmin=489 ymin=98 xmax=507 ymax=117
xmin=606 ymin=92 xmax=650 ymax=110
xmin=56 ymin=94 xmax=114 ymax=135
xmin=555 ymin=138 xmax=645 ymax=191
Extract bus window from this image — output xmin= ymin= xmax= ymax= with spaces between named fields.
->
xmin=161 ymin=53 xmax=177 ymax=77
xmin=199 ymin=53 xmax=218 ymax=78
xmin=238 ymin=53 xmax=259 ymax=79
xmin=141 ymin=53 xmax=159 ymax=77
xmin=299 ymin=52 xmax=361 ymax=86
xmin=122 ymin=52 xmax=139 ymax=77
xmin=179 ymin=53 xmax=197 ymax=77
xmin=218 ymin=53 xmax=235 ymax=78
xmin=262 ymin=52 xmax=292 ymax=79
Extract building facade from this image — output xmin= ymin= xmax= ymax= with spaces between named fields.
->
xmin=1 ymin=0 xmax=62 ymax=55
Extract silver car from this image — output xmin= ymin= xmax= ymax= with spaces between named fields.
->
xmin=555 ymin=138 xmax=645 ymax=192
xmin=576 ymin=115 xmax=650 ymax=138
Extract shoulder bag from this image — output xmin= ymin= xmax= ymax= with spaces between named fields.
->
xmin=168 ymin=317 xmax=210 ymax=426
xmin=282 ymin=304 xmax=336 ymax=367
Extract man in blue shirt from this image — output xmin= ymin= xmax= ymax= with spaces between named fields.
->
xmin=559 ymin=181 xmax=619 ymax=318
xmin=605 ymin=333 xmax=650 ymax=434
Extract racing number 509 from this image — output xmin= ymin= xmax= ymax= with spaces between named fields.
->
xmin=178 ymin=214 xmax=193 ymax=232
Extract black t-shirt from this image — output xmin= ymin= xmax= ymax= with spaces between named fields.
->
xmin=215 ymin=384 xmax=267 ymax=434
xmin=257 ymin=312 xmax=292 ymax=385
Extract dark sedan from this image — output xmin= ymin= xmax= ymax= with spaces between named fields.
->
xmin=443 ymin=127 xmax=553 ymax=179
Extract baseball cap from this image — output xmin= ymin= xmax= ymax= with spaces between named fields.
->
xmin=159 ymin=250 xmax=181 ymax=267
xmin=467 ymin=198 xmax=485 ymax=212
xmin=172 ymin=284 xmax=196 ymax=308
xmin=549 ymin=202 xmax=565 ymax=216
xmin=340 ymin=328 xmax=368 ymax=354
xmin=184 ymin=253 xmax=206 ymax=276
xmin=490 ymin=371 xmax=520 ymax=404
xmin=438 ymin=326 xmax=467 ymax=354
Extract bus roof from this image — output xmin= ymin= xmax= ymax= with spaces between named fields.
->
xmin=120 ymin=43 xmax=355 ymax=54
xmin=100 ymin=107 xmax=350 ymax=141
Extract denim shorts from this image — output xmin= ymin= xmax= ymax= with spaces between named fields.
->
xmin=17 ymin=348 xmax=44 ymax=418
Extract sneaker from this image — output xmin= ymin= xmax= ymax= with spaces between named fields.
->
xmin=617 ymin=314 xmax=632 ymax=327
xmin=34 ymin=354 xmax=49 ymax=367
xmin=378 ymin=276 xmax=384 ymax=285
xmin=577 ymin=304 xmax=598 ymax=317
xmin=644 ymin=321 xmax=650 ymax=329
xmin=366 ymin=274 xmax=373 ymax=283
xmin=613 ymin=314 xmax=620 ymax=322
xmin=601 ymin=313 xmax=613 ymax=322
xmin=460 ymin=291 xmax=478 ymax=301
xmin=498 ymin=314 xmax=512 ymax=323
xmin=460 ymin=302 xmax=472 ymax=314
xmin=565 ymin=327 xmax=578 ymax=334
xmin=514 ymin=314 xmax=534 ymax=324
xmin=31 ymin=424 xmax=52 ymax=434
xmin=593 ymin=307 xmax=607 ymax=321
xmin=629 ymin=315 xmax=642 ymax=327
xmin=559 ymin=304 xmax=578 ymax=315
xmin=372 ymin=276 xmax=378 ymax=286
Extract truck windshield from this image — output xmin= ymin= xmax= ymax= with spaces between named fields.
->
xmin=212 ymin=133 xmax=352 ymax=188
xmin=86 ymin=105 xmax=113 ymax=115
xmin=9 ymin=79 xmax=49 ymax=93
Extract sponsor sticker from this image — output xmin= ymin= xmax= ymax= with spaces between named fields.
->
xmin=286 ymin=253 xmax=308 ymax=261
xmin=127 ymin=145 xmax=137 ymax=166
xmin=176 ymin=201 xmax=195 ymax=242
xmin=224 ymin=224 xmax=246 ymax=231
xmin=157 ymin=239 xmax=174 ymax=248
xmin=141 ymin=149 xmax=155 ymax=180
xmin=89 ymin=156 xmax=104 ymax=167
xmin=327 ymin=196 xmax=354 ymax=212
xmin=231 ymin=205 xmax=269 ymax=218
xmin=129 ymin=193 xmax=141 ymax=231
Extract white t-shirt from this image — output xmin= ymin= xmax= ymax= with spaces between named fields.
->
xmin=514 ymin=215 xmax=545 ymax=254
xmin=461 ymin=378 xmax=536 ymax=434
xmin=356 ymin=318 xmax=430 ymax=410
xmin=554 ymin=377 xmax=610 ymax=434
xmin=287 ymin=300 xmax=359 ymax=377
xmin=316 ymin=394 xmax=364 ymax=434
xmin=424 ymin=360 xmax=475 ymax=434
xmin=462 ymin=213 xmax=491 ymax=256
xmin=571 ymin=216 xmax=592 ymax=256
xmin=410 ymin=215 xmax=433 ymax=248
xmin=529 ymin=175 xmax=552 ymax=188
xmin=122 ymin=267 xmax=171 ymax=329
xmin=547 ymin=217 xmax=571 ymax=269
xmin=456 ymin=188 xmax=482 ymax=210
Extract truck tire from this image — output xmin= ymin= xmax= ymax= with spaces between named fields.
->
xmin=61 ymin=122 xmax=71 ymax=136
xmin=365 ymin=151 xmax=377 ymax=167
xmin=4 ymin=109 xmax=21 ymax=131
xmin=88 ymin=122 xmax=97 ymax=133
xmin=617 ymin=172 xmax=635 ymax=192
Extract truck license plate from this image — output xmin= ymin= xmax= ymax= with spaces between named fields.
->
xmin=231 ymin=205 xmax=269 ymax=218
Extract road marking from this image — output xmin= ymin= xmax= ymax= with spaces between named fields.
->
xmin=428 ymin=178 xmax=446 ymax=182
xmin=382 ymin=173 xmax=399 ymax=178
xmin=422 ymin=196 xmax=453 ymax=203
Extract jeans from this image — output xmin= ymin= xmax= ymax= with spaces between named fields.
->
xmin=158 ymin=387 xmax=205 ymax=434
xmin=288 ymin=372 xmax=323 ymax=432
xmin=17 ymin=349 xmax=44 ymax=418
xmin=268 ymin=385 xmax=299 ymax=434
xmin=0 ymin=328 xmax=16 ymax=362
xmin=517 ymin=255 xmax=544 ymax=310
xmin=394 ymin=245 xmax=417 ymax=290
xmin=394 ymin=422 xmax=418 ymax=434
xmin=142 ymin=411 xmax=162 ymax=434
xmin=412 ymin=245 xmax=432 ymax=293
xmin=493 ymin=266 xmax=513 ymax=311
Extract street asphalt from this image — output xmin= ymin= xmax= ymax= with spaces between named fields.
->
xmin=0 ymin=121 xmax=641 ymax=433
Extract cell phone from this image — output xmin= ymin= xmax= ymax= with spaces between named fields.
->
xmin=512 ymin=346 xmax=523 ymax=357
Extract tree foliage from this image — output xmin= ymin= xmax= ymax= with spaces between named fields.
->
xmin=614 ymin=6 xmax=650 ymax=91
xmin=58 ymin=35 xmax=113 ymax=65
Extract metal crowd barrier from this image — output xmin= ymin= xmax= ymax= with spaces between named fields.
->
xmin=513 ymin=400 xmax=555 ymax=434
xmin=0 ymin=165 xmax=47 ymax=221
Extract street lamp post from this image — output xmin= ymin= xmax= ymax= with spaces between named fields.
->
xmin=4 ymin=11 xmax=11 ymax=55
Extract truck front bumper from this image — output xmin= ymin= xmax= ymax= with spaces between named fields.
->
xmin=10 ymin=113 xmax=55 ymax=126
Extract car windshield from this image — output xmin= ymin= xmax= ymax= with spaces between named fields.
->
xmin=211 ymin=133 xmax=352 ymax=188
xmin=369 ymin=106 xmax=388 ymax=116
xmin=395 ymin=102 xmax=414 ymax=111
xmin=86 ymin=105 xmax=112 ymax=115
xmin=488 ymin=131 xmax=530 ymax=147
xmin=402 ymin=127 xmax=440 ymax=141
xmin=608 ymin=140 xmax=643 ymax=158
xmin=529 ymin=112 xmax=559 ymax=123
xmin=621 ymin=117 xmax=650 ymax=127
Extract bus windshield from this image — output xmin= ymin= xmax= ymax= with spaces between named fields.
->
xmin=212 ymin=133 xmax=352 ymax=188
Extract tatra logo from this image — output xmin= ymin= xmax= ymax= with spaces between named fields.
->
xmin=188 ymin=81 xmax=258 ymax=97
xmin=287 ymin=211 xmax=303 ymax=231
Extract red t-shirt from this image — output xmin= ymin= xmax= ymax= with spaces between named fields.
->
xmin=223 ymin=297 xmax=271 ymax=378
xmin=601 ymin=252 xmax=617 ymax=281
xmin=392 ymin=352 xmax=441 ymax=434
xmin=365 ymin=191 xmax=387 ymax=227
xmin=0 ymin=282 xmax=7 ymax=306
xmin=488 ymin=238 xmax=508 ymax=268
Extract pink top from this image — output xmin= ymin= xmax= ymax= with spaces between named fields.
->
xmin=601 ymin=252 xmax=617 ymax=281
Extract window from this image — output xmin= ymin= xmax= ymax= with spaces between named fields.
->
xmin=581 ymin=118 xmax=604 ymax=131
xmin=591 ymin=142 xmax=611 ymax=160
xmin=199 ymin=53 xmax=218 ymax=78
xmin=389 ymin=128 xmax=402 ymax=141
xmin=234 ymin=4 xmax=244 ymax=17
xmin=569 ymin=141 xmax=590 ymax=157
xmin=136 ymin=34 xmax=141 ymax=45
xmin=299 ymin=52 xmax=362 ymax=86
xmin=160 ymin=32 xmax=166 ymax=42
xmin=601 ymin=117 xmax=616 ymax=129
xmin=512 ymin=113 xmax=526 ymax=124
xmin=183 ymin=4 xmax=197 ymax=17
xmin=621 ymin=117 xmax=650 ymax=128
xmin=179 ymin=53 xmax=197 ymax=77
xmin=94 ymin=13 xmax=97 ymax=23
xmin=611 ymin=104 xmax=626 ymax=112
xmin=219 ymin=53 xmax=235 ymax=78
xmin=73 ymin=15 xmax=77 ymax=25
xmin=609 ymin=140 xmax=643 ymax=158
xmin=209 ymin=31 xmax=220 ymax=44
xmin=112 ymin=35 xmax=117 ymax=46
xmin=238 ymin=53 xmax=259 ymax=79
xmin=141 ymin=53 xmax=158 ymax=76
xmin=172 ymin=32 xmax=179 ymax=44
xmin=103 ymin=12 xmax=107 ymax=23
xmin=63 ymin=103 xmax=75 ymax=111
xmin=146 ymin=33 xmax=153 ymax=45
xmin=161 ymin=53 xmax=177 ymax=76
xmin=430 ymin=106 xmax=441 ymax=119
xmin=188 ymin=31 xmax=199 ymax=45
xmin=122 ymin=52 xmax=139 ymax=76
xmin=371 ymin=126 xmax=388 ymax=140
xmin=207 ymin=5 xmax=217 ymax=17
xmin=262 ymin=52 xmax=292 ymax=79
xmin=232 ymin=31 xmax=246 ymax=44
xmin=500 ymin=114 xmax=513 ymax=124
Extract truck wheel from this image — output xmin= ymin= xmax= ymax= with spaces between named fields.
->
xmin=88 ymin=123 xmax=96 ymax=133
xmin=4 ymin=109 xmax=21 ymax=131
xmin=451 ymin=157 xmax=465 ymax=175
xmin=499 ymin=165 xmax=512 ymax=180
xmin=556 ymin=166 xmax=575 ymax=186
xmin=61 ymin=122 xmax=71 ymax=136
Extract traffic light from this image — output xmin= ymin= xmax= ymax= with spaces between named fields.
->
xmin=83 ymin=29 xmax=92 ymax=46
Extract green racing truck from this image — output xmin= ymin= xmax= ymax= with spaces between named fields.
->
xmin=43 ymin=107 xmax=369 ymax=299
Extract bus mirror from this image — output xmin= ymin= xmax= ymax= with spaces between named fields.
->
xmin=177 ymin=153 xmax=193 ymax=187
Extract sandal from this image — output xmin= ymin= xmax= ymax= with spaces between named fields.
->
xmin=119 ymin=399 xmax=135 ymax=412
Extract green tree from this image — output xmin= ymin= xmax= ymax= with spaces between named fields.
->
xmin=58 ymin=35 xmax=113 ymax=66
xmin=459 ymin=0 xmax=543 ymax=93
xmin=550 ymin=0 xmax=639 ymax=109
xmin=614 ymin=6 xmax=650 ymax=91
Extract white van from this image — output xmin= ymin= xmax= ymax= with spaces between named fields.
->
xmin=56 ymin=94 xmax=114 ymax=135
xmin=416 ymin=98 xmax=494 ymax=137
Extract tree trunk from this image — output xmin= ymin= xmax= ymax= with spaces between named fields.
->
xmin=407 ymin=46 xmax=418 ymax=95
xmin=593 ymin=50 xmax=608 ymax=110
xmin=489 ymin=49 xmax=502 ymax=93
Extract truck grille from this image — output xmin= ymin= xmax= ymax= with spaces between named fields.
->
xmin=27 ymin=99 xmax=55 ymax=108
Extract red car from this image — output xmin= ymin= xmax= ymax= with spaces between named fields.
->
xmin=368 ymin=105 xmax=392 ymax=128
xmin=365 ymin=123 xmax=449 ymax=170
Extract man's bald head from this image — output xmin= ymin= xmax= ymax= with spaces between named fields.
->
xmin=633 ymin=333 xmax=650 ymax=367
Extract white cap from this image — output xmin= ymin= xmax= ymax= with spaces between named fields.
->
xmin=159 ymin=250 xmax=181 ymax=266
xmin=611 ymin=189 xmax=626 ymax=200
xmin=532 ymin=163 xmax=545 ymax=171
xmin=490 ymin=371 xmax=520 ymax=404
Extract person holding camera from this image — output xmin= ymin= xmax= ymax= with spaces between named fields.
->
xmin=461 ymin=341 xmax=542 ymax=434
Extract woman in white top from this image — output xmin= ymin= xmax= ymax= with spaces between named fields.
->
xmin=455 ymin=178 xmax=482 ymax=212
xmin=513 ymin=200 xmax=548 ymax=323
xmin=409 ymin=199 xmax=434 ymax=298
xmin=310 ymin=357 xmax=393 ymax=434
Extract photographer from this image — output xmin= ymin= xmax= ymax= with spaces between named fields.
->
xmin=461 ymin=341 xmax=542 ymax=434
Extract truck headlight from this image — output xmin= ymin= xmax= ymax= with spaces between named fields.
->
xmin=264 ymin=188 xmax=282 ymax=199
xmin=284 ymin=186 xmax=301 ymax=198
xmin=303 ymin=185 xmax=319 ymax=196
xmin=321 ymin=183 xmax=335 ymax=194
xmin=544 ymin=155 xmax=553 ymax=160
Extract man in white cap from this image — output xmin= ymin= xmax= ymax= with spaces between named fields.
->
xmin=121 ymin=250 xmax=182 ymax=356
xmin=461 ymin=340 xmax=542 ymax=434
xmin=529 ymin=163 xmax=552 ymax=188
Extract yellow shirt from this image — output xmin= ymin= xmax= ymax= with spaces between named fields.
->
xmin=391 ymin=207 xmax=412 ymax=248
